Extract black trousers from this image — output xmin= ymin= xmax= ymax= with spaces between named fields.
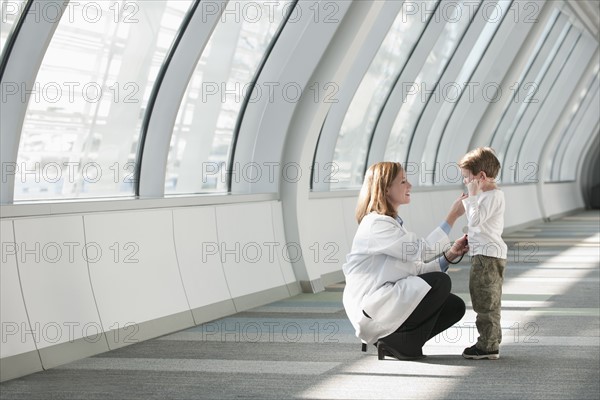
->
xmin=379 ymin=272 xmax=465 ymax=357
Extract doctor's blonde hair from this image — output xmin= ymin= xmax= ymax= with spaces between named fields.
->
xmin=355 ymin=162 xmax=402 ymax=224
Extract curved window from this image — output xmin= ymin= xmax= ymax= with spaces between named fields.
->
xmin=423 ymin=0 xmax=512 ymax=185
xmin=514 ymin=30 xmax=596 ymax=184
xmin=165 ymin=0 xmax=292 ymax=194
xmin=0 ymin=0 xmax=27 ymax=56
xmin=559 ymin=88 xmax=599 ymax=181
xmin=14 ymin=0 xmax=193 ymax=200
xmin=549 ymin=73 xmax=599 ymax=181
xmin=384 ymin=0 xmax=479 ymax=167
xmin=501 ymin=23 xmax=580 ymax=183
xmin=546 ymin=67 xmax=598 ymax=181
xmin=489 ymin=11 xmax=566 ymax=182
xmin=329 ymin=0 xmax=437 ymax=190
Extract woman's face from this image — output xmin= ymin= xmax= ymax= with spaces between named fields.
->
xmin=387 ymin=170 xmax=411 ymax=208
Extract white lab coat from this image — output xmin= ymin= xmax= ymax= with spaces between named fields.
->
xmin=342 ymin=212 xmax=451 ymax=345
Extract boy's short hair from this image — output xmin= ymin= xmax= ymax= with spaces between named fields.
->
xmin=459 ymin=147 xmax=501 ymax=178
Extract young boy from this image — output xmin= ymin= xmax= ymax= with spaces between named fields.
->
xmin=459 ymin=147 xmax=507 ymax=360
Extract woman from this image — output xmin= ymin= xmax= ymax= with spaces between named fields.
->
xmin=342 ymin=162 xmax=468 ymax=360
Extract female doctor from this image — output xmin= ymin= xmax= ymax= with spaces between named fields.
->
xmin=342 ymin=161 xmax=469 ymax=360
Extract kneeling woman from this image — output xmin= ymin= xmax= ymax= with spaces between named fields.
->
xmin=343 ymin=162 xmax=468 ymax=360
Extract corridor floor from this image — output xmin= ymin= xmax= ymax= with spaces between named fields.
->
xmin=1 ymin=211 xmax=598 ymax=400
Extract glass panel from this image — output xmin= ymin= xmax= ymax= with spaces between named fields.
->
xmin=14 ymin=0 xmax=193 ymax=200
xmin=500 ymin=23 xmax=575 ymax=183
xmin=384 ymin=0 xmax=480 ymax=168
xmin=549 ymin=74 xmax=599 ymax=181
xmin=559 ymin=88 xmax=599 ymax=180
xmin=487 ymin=11 xmax=565 ymax=181
xmin=0 ymin=0 xmax=27 ymax=55
xmin=515 ymin=33 xmax=596 ymax=184
xmin=166 ymin=0 xmax=292 ymax=194
xmin=424 ymin=0 xmax=512 ymax=186
xmin=328 ymin=0 xmax=438 ymax=190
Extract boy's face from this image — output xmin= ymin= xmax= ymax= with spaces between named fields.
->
xmin=461 ymin=168 xmax=479 ymax=186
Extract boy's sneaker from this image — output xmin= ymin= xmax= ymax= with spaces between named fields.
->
xmin=462 ymin=344 xmax=499 ymax=360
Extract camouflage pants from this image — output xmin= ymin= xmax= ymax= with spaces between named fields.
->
xmin=469 ymin=255 xmax=506 ymax=352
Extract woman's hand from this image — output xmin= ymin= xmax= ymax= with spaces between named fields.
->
xmin=446 ymin=193 xmax=468 ymax=226
xmin=446 ymin=234 xmax=469 ymax=261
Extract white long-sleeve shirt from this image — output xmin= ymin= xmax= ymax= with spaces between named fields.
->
xmin=342 ymin=212 xmax=451 ymax=345
xmin=462 ymin=189 xmax=508 ymax=259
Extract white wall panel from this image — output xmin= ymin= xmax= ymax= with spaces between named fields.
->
xmin=341 ymin=197 xmax=359 ymax=249
xmin=541 ymin=182 xmax=585 ymax=217
xmin=435 ymin=190 xmax=470 ymax=239
xmin=0 ymin=220 xmax=38 ymax=357
xmin=304 ymin=199 xmax=351 ymax=278
xmin=502 ymin=185 xmax=543 ymax=229
xmin=403 ymin=192 xmax=437 ymax=240
xmin=215 ymin=203 xmax=287 ymax=298
xmin=270 ymin=202 xmax=297 ymax=286
xmin=13 ymin=216 xmax=103 ymax=350
xmin=423 ymin=193 xmax=440 ymax=237
xmin=398 ymin=190 xmax=467 ymax=241
xmin=395 ymin=193 xmax=415 ymax=232
xmin=84 ymin=210 xmax=191 ymax=331
xmin=172 ymin=207 xmax=232 ymax=309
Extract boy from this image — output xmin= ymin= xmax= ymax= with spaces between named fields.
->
xmin=459 ymin=147 xmax=507 ymax=360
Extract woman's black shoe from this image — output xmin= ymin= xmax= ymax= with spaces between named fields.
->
xmin=376 ymin=341 xmax=427 ymax=361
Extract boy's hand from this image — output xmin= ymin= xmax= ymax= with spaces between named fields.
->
xmin=467 ymin=179 xmax=480 ymax=196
